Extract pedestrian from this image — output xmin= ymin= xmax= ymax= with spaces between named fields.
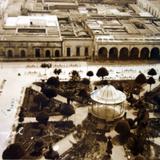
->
xmin=106 ymin=136 xmax=113 ymax=158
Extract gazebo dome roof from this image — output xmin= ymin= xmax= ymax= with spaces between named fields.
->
xmin=91 ymin=85 xmax=126 ymax=104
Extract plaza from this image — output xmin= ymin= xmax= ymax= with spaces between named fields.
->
xmin=0 ymin=61 xmax=160 ymax=159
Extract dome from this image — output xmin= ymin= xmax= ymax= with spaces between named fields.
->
xmin=91 ymin=85 xmax=126 ymax=104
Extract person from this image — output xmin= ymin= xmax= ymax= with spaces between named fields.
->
xmin=106 ymin=136 xmax=113 ymax=158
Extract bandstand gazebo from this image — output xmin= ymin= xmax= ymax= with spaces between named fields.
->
xmin=89 ymin=85 xmax=126 ymax=121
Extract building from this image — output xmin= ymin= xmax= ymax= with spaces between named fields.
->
xmin=90 ymin=85 xmax=126 ymax=121
xmin=137 ymin=0 xmax=160 ymax=18
xmin=0 ymin=0 xmax=160 ymax=61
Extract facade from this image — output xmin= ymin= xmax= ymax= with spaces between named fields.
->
xmin=0 ymin=0 xmax=160 ymax=61
xmin=90 ymin=85 xmax=126 ymax=121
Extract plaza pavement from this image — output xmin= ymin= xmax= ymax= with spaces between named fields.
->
xmin=0 ymin=61 xmax=160 ymax=159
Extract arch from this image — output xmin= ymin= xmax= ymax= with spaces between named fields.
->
xmin=119 ymin=47 xmax=129 ymax=60
xmin=35 ymin=48 xmax=40 ymax=58
xmin=7 ymin=50 xmax=13 ymax=58
xmin=45 ymin=50 xmax=51 ymax=57
xmin=150 ymin=47 xmax=159 ymax=59
xmin=55 ymin=50 xmax=60 ymax=57
xmin=20 ymin=50 xmax=26 ymax=58
xmin=109 ymin=47 xmax=118 ymax=60
xmin=130 ymin=47 xmax=139 ymax=59
xmin=140 ymin=47 xmax=149 ymax=59
xmin=98 ymin=47 xmax=107 ymax=60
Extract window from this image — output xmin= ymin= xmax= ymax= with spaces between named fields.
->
xmin=45 ymin=50 xmax=51 ymax=57
xmin=35 ymin=48 xmax=40 ymax=57
xmin=76 ymin=47 xmax=80 ymax=56
xmin=67 ymin=47 xmax=71 ymax=57
xmin=21 ymin=50 xmax=26 ymax=58
xmin=7 ymin=50 xmax=13 ymax=58
xmin=85 ymin=47 xmax=89 ymax=56
xmin=55 ymin=50 xmax=60 ymax=57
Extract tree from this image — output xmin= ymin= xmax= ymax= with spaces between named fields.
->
xmin=86 ymin=71 xmax=94 ymax=79
xmin=63 ymin=89 xmax=74 ymax=104
xmin=60 ymin=103 xmax=75 ymax=120
xmin=78 ymin=89 xmax=89 ymax=103
xmin=54 ymin=68 xmax=62 ymax=76
xmin=70 ymin=70 xmax=80 ymax=81
xmin=81 ymin=78 xmax=90 ymax=86
xmin=2 ymin=143 xmax=25 ymax=159
xmin=132 ymin=86 xmax=141 ymax=99
xmin=31 ymin=140 xmax=44 ymax=157
xmin=127 ymin=93 xmax=136 ymax=106
xmin=34 ymin=93 xmax=49 ymax=110
xmin=41 ymin=85 xmax=57 ymax=99
xmin=127 ymin=135 xmax=145 ymax=155
xmin=46 ymin=76 xmax=60 ymax=88
xmin=135 ymin=73 xmax=146 ymax=86
xmin=115 ymin=120 xmax=130 ymax=138
xmin=135 ymin=155 xmax=145 ymax=160
xmin=147 ymin=77 xmax=155 ymax=91
xmin=36 ymin=111 xmax=49 ymax=125
xmin=44 ymin=144 xmax=59 ymax=160
xmin=96 ymin=67 xmax=109 ymax=81
xmin=41 ymin=63 xmax=51 ymax=75
xmin=148 ymin=68 xmax=157 ymax=77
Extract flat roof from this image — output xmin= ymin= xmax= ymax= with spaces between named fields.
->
xmin=4 ymin=15 xmax=59 ymax=27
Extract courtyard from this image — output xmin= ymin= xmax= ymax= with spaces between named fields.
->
xmin=0 ymin=60 xmax=160 ymax=159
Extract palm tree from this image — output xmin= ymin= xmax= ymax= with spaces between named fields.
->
xmin=86 ymin=71 xmax=94 ymax=80
xmin=96 ymin=67 xmax=109 ymax=81
xmin=2 ymin=143 xmax=25 ymax=159
xmin=147 ymin=77 xmax=155 ymax=91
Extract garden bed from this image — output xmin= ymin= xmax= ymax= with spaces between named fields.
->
xmin=15 ymin=121 xmax=75 ymax=159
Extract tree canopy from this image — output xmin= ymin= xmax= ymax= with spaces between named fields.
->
xmin=70 ymin=70 xmax=80 ymax=81
xmin=86 ymin=71 xmax=94 ymax=78
xmin=41 ymin=85 xmax=57 ymax=99
xmin=147 ymin=77 xmax=155 ymax=91
xmin=96 ymin=67 xmax=109 ymax=80
xmin=2 ymin=143 xmax=25 ymax=159
xmin=36 ymin=111 xmax=49 ymax=125
xmin=46 ymin=76 xmax=60 ymax=87
xmin=135 ymin=73 xmax=146 ymax=85
xmin=148 ymin=68 xmax=157 ymax=76
xmin=115 ymin=120 xmax=130 ymax=137
xmin=60 ymin=103 xmax=75 ymax=118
